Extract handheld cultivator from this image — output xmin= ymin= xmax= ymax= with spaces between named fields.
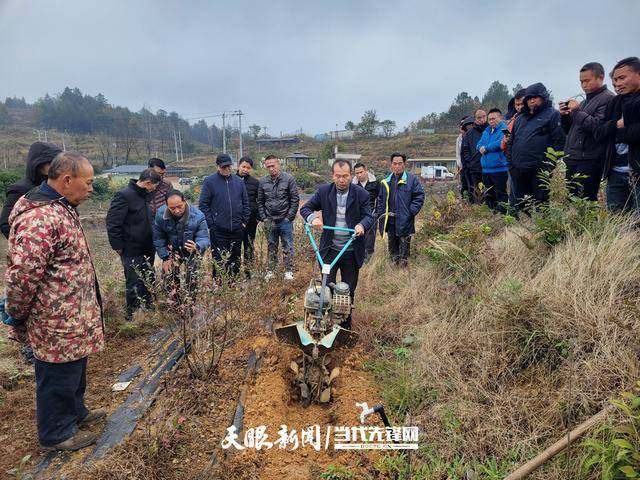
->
xmin=275 ymin=223 xmax=357 ymax=405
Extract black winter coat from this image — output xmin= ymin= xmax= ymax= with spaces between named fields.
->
xmin=595 ymin=91 xmax=640 ymax=177
xmin=507 ymin=83 xmax=566 ymax=170
xmin=106 ymin=179 xmax=155 ymax=257
xmin=0 ymin=142 xmax=62 ymax=238
xmin=237 ymin=173 xmax=259 ymax=222
xmin=198 ymin=172 xmax=250 ymax=233
xmin=461 ymin=123 xmax=488 ymax=173
xmin=257 ymin=172 xmax=300 ymax=222
xmin=561 ymin=85 xmax=614 ymax=164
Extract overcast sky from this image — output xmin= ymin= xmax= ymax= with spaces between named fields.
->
xmin=0 ymin=0 xmax=638 ymax=134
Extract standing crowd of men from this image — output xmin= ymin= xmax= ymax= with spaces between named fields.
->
xmin=456 ymin=57 xmax=640 ymax=214
xmin=2 ymin=56 xmax=637 ymax=453
xmin=0 ymin=146 xmax=425 ymax=451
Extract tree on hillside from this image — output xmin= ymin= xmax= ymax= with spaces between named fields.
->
xmin=380 ymin=119 xmax=396 ymax=137
xmin=0 ymin=102 xmax=9 ymax=125
xmin=481 ymin=81 xmax=511 ymax=112
xmin=356 ymin=109 xmax=379 ymax=137
xmin=248 ymin=124 xmax=261 ymax=139
xmin=4 ymin=97 xmax=28 ymax=109
xmin=442 ymin=92 xmax=480 ymax=126
xmin=344 ymin=120 xmax=355 ymax=131
xmin=512 ymin=83 xmax=525 ymax=95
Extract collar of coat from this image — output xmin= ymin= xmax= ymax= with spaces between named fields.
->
xmin=163 ymin=202 xmax=191 ymax=224
xmin=351 ymin=171 xmax=376 ymax=185
xmin=383 ymin=170 xmax=408 ymax=185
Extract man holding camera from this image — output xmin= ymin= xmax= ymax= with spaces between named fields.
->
xmin=560 ymin=62 xmax=614 ymax=201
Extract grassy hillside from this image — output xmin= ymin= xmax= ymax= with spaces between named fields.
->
xmin=0 ymin=125 xmax=213 ymax=171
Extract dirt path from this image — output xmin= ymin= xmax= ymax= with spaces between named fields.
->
xmin=212 ymin=334 xmax=383 ymax=480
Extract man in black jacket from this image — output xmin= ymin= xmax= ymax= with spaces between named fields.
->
xmin=300 ymin=160 xmax=373 ymax=329
xmin=237 ymin=156 xmax=260 ymax=272
xmin=106 ymin=169 xmax=161 ymax=320
xmin=1 ymin=142 xmax=62 ymax=239
xmin=198 ymin=154 xmax=250 ymax=279
xmin=507 ymin=82 xmax=566 ymax=211
xmin=352 ymin=162 xmax=378 ymax=260
xmin=257 ymin=155 xmax=300 ymax=280
xmin=460 ymin=109 xmax=488 ymax=203
xmin=560 ymin=62 xmax=615 ymax=201
xmin=595 ymin=57 xmax=640 ymax=212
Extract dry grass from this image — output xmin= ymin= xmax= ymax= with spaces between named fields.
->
xmin=356 ymin=196 xmax=640 ymax=478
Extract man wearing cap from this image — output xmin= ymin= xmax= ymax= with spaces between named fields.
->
xmin=198 ymin=154 xmax=250 ymax=279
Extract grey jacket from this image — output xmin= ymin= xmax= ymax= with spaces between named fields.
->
xmin=257 ymin=172 xmax=300 ymax=221
xmin=561 ymin=85 xmax=614 ymax=164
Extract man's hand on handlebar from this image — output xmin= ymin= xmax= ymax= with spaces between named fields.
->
xmin=354 ymin=224 xmax=365 ymax=236
xmin=311 ymin=217 xmax=324 ymax=230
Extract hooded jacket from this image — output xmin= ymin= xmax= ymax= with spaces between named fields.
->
xmin=0 ymin=142 xmax=62 ymax=238
xmin=106 ymin=179 xmax=155 ymax=257
xmin=561 ymin=85 xmax=614 ymax=164
xmin=477 ymin=121 xmax=509 ymax=173
xmin=461 ymin=122 xmax=488 ymax=172
xmin=5 ymin=183 xmax=104 ymax=363
xmin=507 ymin=83 xmax=566 ymax=170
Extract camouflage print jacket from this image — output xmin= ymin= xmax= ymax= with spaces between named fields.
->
xmin=5 ymin=186 xmax=105 ymax=363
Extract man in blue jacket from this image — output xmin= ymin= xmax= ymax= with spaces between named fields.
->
xmin=477 ymin=108 xmax=509 ymax=213
xmin=153 ymin=190 xmax=210 ymax=297
xmin=376 ymin=153 xmax=425 ymax=267
xmin=198 ymin=154 xmax=250 ymax=279
xmin=300 ymin=160 xmax=374 ymax=329
xmin=507 ymin=82 xmax=566 ymax=212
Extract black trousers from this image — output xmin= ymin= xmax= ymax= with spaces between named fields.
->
xmin=35 ymin=356 xmax=89 ymax=446
xmin=324 ymin=249 xmax=360 ymax=298
xmin=466 ymin=170 xmax=483 ymax=204
xmin=388 ymin=232 xmax=411 ymax=266
xmin=460 ymin=169 xmax=470 ymax=200
xmin=482 ymin=171 xmax=509 ymax=214
xmin=565 ymin=160 xmax=604 ymax=201
xmin=242 ymin=218 xmax=258 ymax=264
xmin=121 ymin=253 xmax=155 ymax=320
xmin=211 ymin=228 xmax=243 ymax=278
xmin=364 ymin=224 xmax=376 ymax=258
xmin=510 ymin=166 xmax=550 ymax=212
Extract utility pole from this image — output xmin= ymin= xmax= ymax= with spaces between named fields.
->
xmin=222 ymin=112 xmax=227 ymax=154
xmin=44 ymin=130 xmax=48 ymax=142
xmin=173 ymin=130 xmax=179 ymax=163
xmin=61 ymin=132 xmax=66 ymax=151
xmin=238 ymin=110 xmax=243 ymax=159
xmin=178 ymin=130 xmax=184 ymax=162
